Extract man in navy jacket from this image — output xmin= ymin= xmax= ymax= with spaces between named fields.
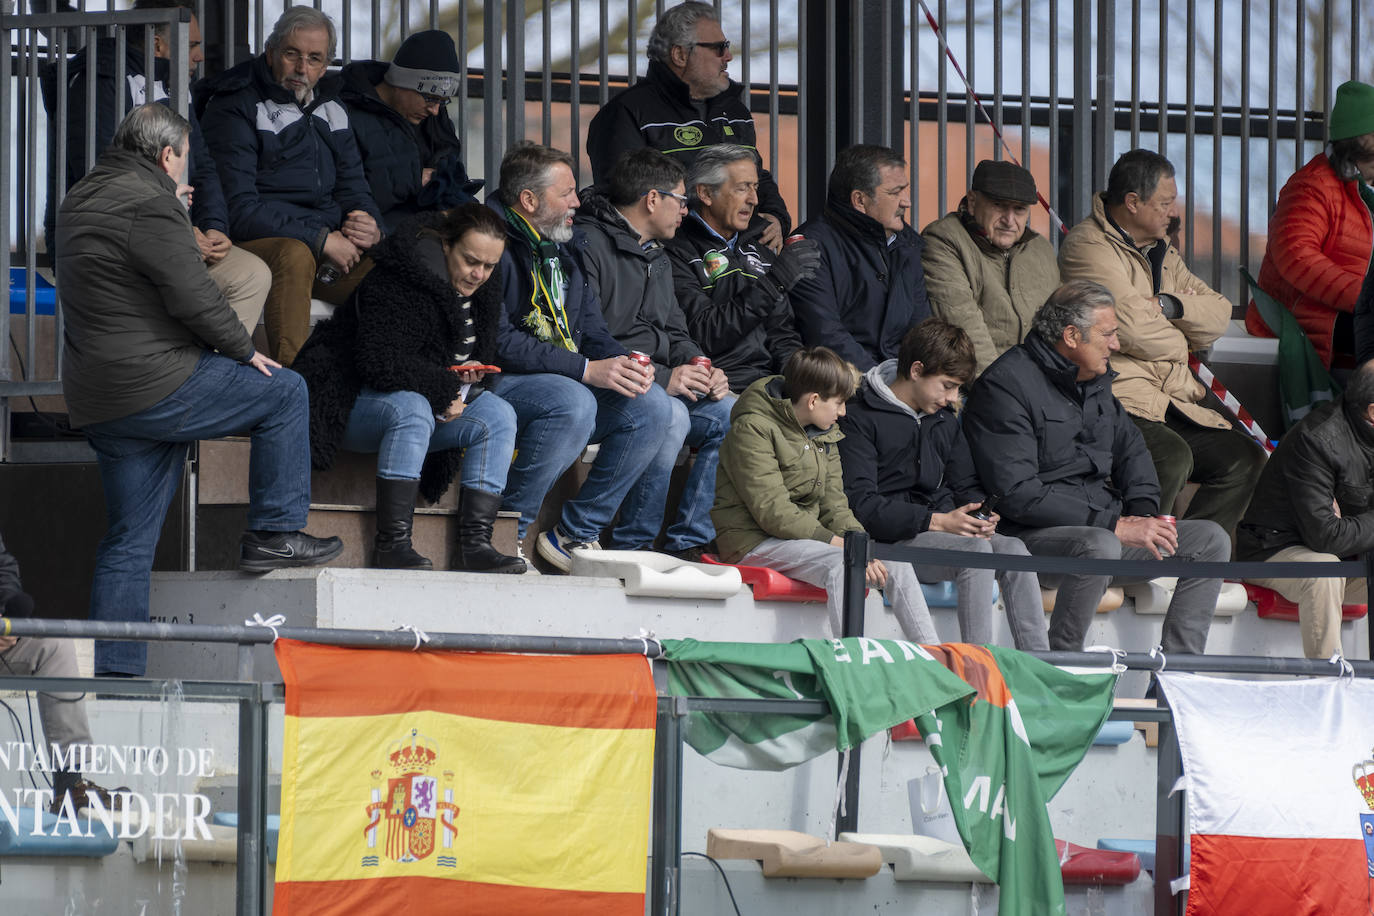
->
xmin=199 ymin=7 xmax=382 ymax=365
xmin=791 ymin=144 xmax=932 ymax=371
xmin=486 ymin=143 xmax=673 ymax=572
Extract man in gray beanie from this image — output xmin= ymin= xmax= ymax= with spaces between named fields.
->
xmin=340 ymin=29 xmax=481 ymax=233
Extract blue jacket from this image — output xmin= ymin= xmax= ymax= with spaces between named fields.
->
xmin=488 ymin=194 xmax=626 ymax=378
xmin=41 ymin=38 xmax=228 ymax=246
xmin=337 ymin=60 xmax=479 ymax=235
xmin=197 ymin=56 xmax=380 ymax=254
xmin=790 ymin=195 xmax=932 ymax=371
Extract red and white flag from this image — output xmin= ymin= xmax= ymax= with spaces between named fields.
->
xmin=1160 ymin=672 xmax=1374 ymax=915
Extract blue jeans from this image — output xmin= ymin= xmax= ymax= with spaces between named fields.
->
xmin=609 ymin=392 xmax=734 ymax=551
xmin=491 ymin=373 xmax=674 ymax=541
xmin=339 ymin=387 xmax=517 ymax=494
xmin=82 ymin=352 xmax=312 ymax=675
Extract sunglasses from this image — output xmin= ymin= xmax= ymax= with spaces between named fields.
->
xmin=693 ymin=40 xmax=731 ymax=56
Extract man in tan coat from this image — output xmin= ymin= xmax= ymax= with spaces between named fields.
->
xmin=1059 ymin=149 xmax=1265 ymax=535
xmin=922 ymin=160 xmax=1061 ymax=374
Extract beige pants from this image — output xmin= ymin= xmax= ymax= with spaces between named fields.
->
xmin=1247 ymin=544 xmax=1368 ymax=659
xmin=206 ymin=244 xmax=271 ymax=336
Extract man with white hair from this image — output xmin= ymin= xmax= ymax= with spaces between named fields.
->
xmin=56 ymin=104 xmax=341 ymax=676
xmin=586 ymin=0 xmax=790 ymax=250
xmin=199 ymin=7 xmax=382 ymax=365
xmin=486 ymin=143 xmax=674 ymax=572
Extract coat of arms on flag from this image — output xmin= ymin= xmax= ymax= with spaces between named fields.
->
xmin=362 ymin=729 xmax=459 ymax=867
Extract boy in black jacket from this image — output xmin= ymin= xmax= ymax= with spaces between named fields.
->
xmin=838 ymin=319 xmax=1048 ymax=649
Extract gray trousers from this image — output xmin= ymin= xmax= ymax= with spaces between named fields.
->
xmin=900 ymin=531 xmax=1049 ymax=651
xmin=0 ymin=637 xmax=94 ymax=760
xmin=1019 ymin=520 xmax=1229 ymax=653
xmin=742 ymin=537 xmax=937 ymax=642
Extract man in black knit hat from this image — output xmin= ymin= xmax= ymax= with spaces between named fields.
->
xmin=339 ymin=29 xmax=482 ymax=234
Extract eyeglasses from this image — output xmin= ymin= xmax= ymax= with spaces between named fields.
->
xmin=650 ymin=188 xmax=690 ymax=208
xmin=420 ymin=93 xmax=449 ymax=106
xmin=693 ymin=40 xmax=731 ymax=56
xmin=277 ymin=47 xmax=329 ymax=69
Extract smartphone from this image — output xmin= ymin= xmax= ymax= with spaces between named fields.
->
xmin=448 ymin=364 xmax=502 ymax=374
xmin=969 ymin=494 xmax=1000 ymax=521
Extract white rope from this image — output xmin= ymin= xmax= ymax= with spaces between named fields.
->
xmin=1083 ymin=645 xmax=1128 ymax=674
xmin=1149 ymin=645 xmax=1168 ymax=672
xmin=825 ymin=748 xmax=851 ymax=847
xmin=244 ymin=613 xmax=285 ymax=644
xmin=396 ymin=624 xmax=430 ymax=651
xmin=1328 ymin=650 xmax=1355 ymax=681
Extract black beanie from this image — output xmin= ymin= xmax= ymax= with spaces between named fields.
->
xmin=385 ymin=30 xmax=460 ymax=98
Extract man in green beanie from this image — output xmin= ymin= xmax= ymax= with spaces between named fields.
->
xmin=1251 ymin=80 xmax=1374 ymax=369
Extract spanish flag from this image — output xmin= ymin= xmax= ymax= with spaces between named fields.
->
xmin=273 ymin=640 xmax=656 ymax=915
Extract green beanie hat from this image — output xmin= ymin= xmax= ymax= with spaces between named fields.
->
xmin=1330 ymin=81 xmax=1374 ymax=141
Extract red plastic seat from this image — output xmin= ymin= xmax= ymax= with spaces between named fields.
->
xmin=700 ymin=554 xmax=830 ymax=603
xmin=1241 ymin=582 xmax=1367 ymax=622
xmin=889 ymin=719 xmax=922 ymax=741
xmin=1055 ymin=839 xmax=1141 ymax=885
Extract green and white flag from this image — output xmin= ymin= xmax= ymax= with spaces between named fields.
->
xmin=663 ymin=638 xmax=1118 ymax=916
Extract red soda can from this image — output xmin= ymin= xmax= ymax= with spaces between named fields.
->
xmin=785 ymin=233 xmax=806 ymax=246
xmin=629 ymin=350 xmax=652 ymax=368
xmin=689 ymin=355 xmax=712 ymax=370
xmin=1155 ymin=514 xmax=1177 ymax=527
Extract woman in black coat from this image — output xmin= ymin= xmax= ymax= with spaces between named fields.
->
xmin=293 ymin=203 xmax=524 ymax=572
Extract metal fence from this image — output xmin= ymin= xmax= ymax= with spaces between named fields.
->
xmin=2 ymin=0 xmax=1363 ymax=455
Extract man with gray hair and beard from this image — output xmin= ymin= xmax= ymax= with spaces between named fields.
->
xmin=199 ymin=6 xmax=382 ymax=366
xmin=962 ymin=280 xmax=1228 ymax=654
xmin=486 ymin=143 xmax=674 ymax=573
xmin=56 ymin=104 xmax=341 ymax=677
xmin=585 ymin=0 xmax=790 ymax=250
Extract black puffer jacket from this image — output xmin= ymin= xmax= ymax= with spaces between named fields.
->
xmin=586 ymin=59 xmax=790 ymax=234
xmin=790 ymin=195 xmax=931 ymax=371
xmin=1238 ymin=396 xmax=1374 ymax=560
xmin=664 ymin=211 xmax=802 ymax=392
xmin=962 ymin=331 xmax=1160 ymax=535
xmin=337 ymin=60 xmax=479 ymax=234
xmin=837 ymin=363 xmax=985 ymax=542
xmin=292 ymin=219 xmax=503 ymax=503
xmin=575 ymin=190 xmax=702 ymax=388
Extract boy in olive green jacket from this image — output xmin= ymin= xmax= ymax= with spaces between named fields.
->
xmin=711 ymin=347 xmax=936 ymax=641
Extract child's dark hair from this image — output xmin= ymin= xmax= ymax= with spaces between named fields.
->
xmin=897 ymin=318 xmax=976 ymax=382
xmin=782 ymin=347 xmax=860 ymax=402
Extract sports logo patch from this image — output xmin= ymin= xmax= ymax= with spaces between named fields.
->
xmin=674 ymin=125 xmax=704 ymax=147
xmin=703 ymin=250 xmax=730 ymax=280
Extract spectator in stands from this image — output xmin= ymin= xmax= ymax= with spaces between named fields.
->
xmin=292 ymin=204 xmax=523 ymax=574
xmin=665 ymin=145 xmax=813 ymax=392
xmin=921 ymin=160 xmax=1060 ymax=375
xmin=791 ymin=144 xmax=932 ymax=371
xmin=713 ymin=347 xmax=936 ymax=640
xmin=586 ymin=0 xmax=790 ymax=250
xmin=56 ymin=104 xmax=341 ymax=676
xmin=486 ymin=143 xmax=674 ymax=572
xmin=1249 ymin=80 xmax=1374 ymax=369
xmin=838 ymin=319 xmax=1049 ymax=650
xmin=43 ymin=0 xmax=270 ymax=335
xmin=339 ymin=29 xmax=482 ymax=235
xmin=1059 ymin=149 xmax=1264 ymax=534
xmin=0 ymin=532 xmax=123 ymax=814
xmin=199 ymin=7 xmax=383 ymax=366
xmin=576 ymin=149 xmax=733 ymax=561
xmin=1237 ymin=361 xmax=1374 ymax=659
xmin=963 ymin=280 xmax=1228 ymax=653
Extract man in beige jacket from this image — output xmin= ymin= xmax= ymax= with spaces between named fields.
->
xmin=922 ymin=160 xmax=1061 ymax=374
xmin=1059 ymin=149 xmax=1265 ymax=535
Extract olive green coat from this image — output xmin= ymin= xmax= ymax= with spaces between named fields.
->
xmin=711 ymin=376 xmax=865 ymax=563
xmin=921 ymin=205 xmax=1061 ymax=375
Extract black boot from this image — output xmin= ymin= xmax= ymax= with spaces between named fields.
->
xmin=373 ymin=478 xmax=433 ymax=570
xmin=453 ymin=488 xmax=526 ymax=573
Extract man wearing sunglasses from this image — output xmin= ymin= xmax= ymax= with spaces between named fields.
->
xmin=587 ymin=1 xmax=791 ymax=252
xmin=339 ymin=29 xmax=482 ymax=235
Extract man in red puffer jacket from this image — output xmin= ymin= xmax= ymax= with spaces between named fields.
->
xmin=1250 ymin=80 xmax=1374 ymax=369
